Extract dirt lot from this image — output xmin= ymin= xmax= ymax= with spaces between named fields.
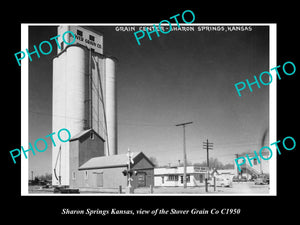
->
xmin=29 ymin=182 xmax=269 ymax=195
xmin=213 ymin=182 xmax=270 ymax=194
xmin=134 ymin=182 xmax=269 ymax=195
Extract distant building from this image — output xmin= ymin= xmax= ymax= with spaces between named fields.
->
xmin=234 ymin=151 xmax=270 ymax=180
xmin=154 ymin=166 xmax=208 ymax=187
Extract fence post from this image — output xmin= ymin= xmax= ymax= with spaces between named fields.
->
xmin=214 ymin=177 xmax=216 ymax=192
xmin=150 ymin=185 xmax=153 ymax=194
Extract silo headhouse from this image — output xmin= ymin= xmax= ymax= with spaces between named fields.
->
xmin=52 ymin=26 xmax=117 ymax=188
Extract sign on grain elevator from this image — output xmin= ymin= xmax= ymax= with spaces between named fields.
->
xmin=57 ymin=26 xmax=103 ymax=54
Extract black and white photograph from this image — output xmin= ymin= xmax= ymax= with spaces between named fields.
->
xmin=23 ymin=24 xmax=275 ymax=195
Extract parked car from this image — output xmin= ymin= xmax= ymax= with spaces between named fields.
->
xmin=232 ymin=176 xmax=247 ymax=182
xmin=209 ymin=177 xmax=232 ymax=187
xmin=217 ymin=177 xmax=232 ymax=187
xmin=254 ymin=174 xmax=269 ymax=185
xmin=232 ymin=176 xmax=239 ymax=182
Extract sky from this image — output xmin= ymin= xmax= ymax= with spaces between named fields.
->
xmin=28 ymin=24 xmax=270 ymax=176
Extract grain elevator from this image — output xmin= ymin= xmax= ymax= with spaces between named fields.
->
xmin=52 ymin=26 xmax=117 ymax=186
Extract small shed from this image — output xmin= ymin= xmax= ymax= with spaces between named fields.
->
xmin=77 ymin=152 xmax=155 ymax=189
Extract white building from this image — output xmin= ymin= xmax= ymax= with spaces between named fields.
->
xmin=154 ymin=166 xmax=208 ymax=187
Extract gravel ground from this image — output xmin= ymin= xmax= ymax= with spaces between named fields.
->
xmin=209 ymin=182 xmax=269 ymax=194
xmin=29 ymin=182 xmax=269 ymax=195
xmin=133 ymin=182 xmax=269 ymax=195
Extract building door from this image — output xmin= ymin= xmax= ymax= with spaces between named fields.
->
xmin=199 ymin=174 xmax=204 ymax=183
xmin=137 ymin=173 xmax=146 ymax=187
xmin=96 ymin=173 xmax=103 ymax=187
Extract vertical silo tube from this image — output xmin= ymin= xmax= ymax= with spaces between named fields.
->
xmin=52 ymin=56 xmax=61 ymax=186
xmin=52 ymin=45 xmax=87 ymax=186
xmin=93 ymin=56 xmax=106 ymax=144
xmin=66 ymin=46 xmax=87 ymax=139
xmin=53 ymin=51 xmax=69 ymax=186
xmin=105 ymin=57 xmax=117 ymax=155
xmin=64 ymin=46 xmax=88 ymax=186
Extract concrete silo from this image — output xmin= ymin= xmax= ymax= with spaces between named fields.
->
xmin=105 ymin=57 xmax=117 ymax=155
xmin=52 ymin=26 xmax=117 ymax=187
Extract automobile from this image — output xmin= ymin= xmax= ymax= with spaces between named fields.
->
xmin=254 ymin=174 xmax=269 ymax=185
xmin=232 ymin=176 xmax=239 ymax=182
xmin=240 ymin=177 xmax=248 ymax=182
xmin=232 ymin=176 xmax=247 ymax=182
xmin=211 ymin=177 xmax=232 ymax=187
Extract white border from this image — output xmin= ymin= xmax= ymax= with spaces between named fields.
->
xmin=21 ymin=23 xmax=276 ymax=196
xmin=21 ymin=24 xmax=29 ymax=195
xmin=269 ymin=24 xmax=277 ymax=196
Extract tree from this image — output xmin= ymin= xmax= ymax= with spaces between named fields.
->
xmin=209 ymin=157 xmax=223 ymax=169
xmin=178 ymin=160 xmax=193 ymax=167
xmin=148 ymin=156 xmax=159 ymax=167
xmin=193 ymin=161 xmax=207 ymax=167
xmin=193 ymin=158 xmax=234 ymax=170
xmin=223 ymin=163 xmax=234 ymax=169
xmin=36 ymin=173 xmax=52 ymax=181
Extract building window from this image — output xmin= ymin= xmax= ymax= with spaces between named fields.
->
xmin=180 ymin=175 xmax=190 ymax=183
xmin=84 ymin=171 xmax=88 ymax=180
xmin=162 ymin=176 xmax=164 ymax=184
xmin=199 ymin=174 xmax=204 ymax=183
xmin=89 ymin=35 xmax=95 ymax=41
xmin=77 ymin=30 xmax=83 ymax=36
xmin=168 ymin=175 xmax=178 ymax=181
xmin=90 ymin=132 xmax=94 ymax=140
xmin=72 ymin=171 xmax=76 ymax=180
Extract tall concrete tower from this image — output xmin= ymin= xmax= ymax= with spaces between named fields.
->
xmin=52 ymin=26 xmax=117 ymax=186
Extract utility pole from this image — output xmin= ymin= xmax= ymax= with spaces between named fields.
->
xmin=203 ymin=139 xmax=213 ymax=192
xmin=203 ymin=139 xmax=213 ymax=169
xmin=126 ymin=148 xmax=134 ymax=193
xmin=234 ymin=154 xmax=240 ymax=182
xmin=176 ymin=121 xmax=193 ymax=188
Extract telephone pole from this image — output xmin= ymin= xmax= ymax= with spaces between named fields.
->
xmin=176 ymin=121 xmax=193 ymax=188
xmin=234 ymin=154 xmax=240 ymax=181
xmin=203 ymin=139 xmax=213 ymax=192
xmin=203 ymin=139 xmax=213 ymax=169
